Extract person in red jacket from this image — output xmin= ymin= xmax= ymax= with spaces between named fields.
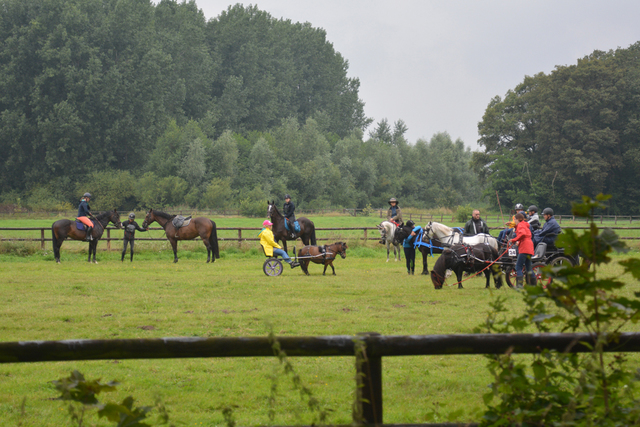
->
xmin=508 ymin=212 xmax=535 ymax=288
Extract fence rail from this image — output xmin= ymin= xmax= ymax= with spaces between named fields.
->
xmin=2 ymin=332 xmax=639 ymax=426
xmin=2 ymin=225 xmax=640 ymax=251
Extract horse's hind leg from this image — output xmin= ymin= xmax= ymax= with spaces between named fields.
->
xmin=170 ymin=239 xmax=179 ymax=263
xmin=420 ymin=248 xmax=429 ymax=275
xmin=386 ymin=244 xmax=390 ymax=262
xmin=395 ymin=244 xmax=402 ymax=261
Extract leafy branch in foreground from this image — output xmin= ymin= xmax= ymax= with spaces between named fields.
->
xmin=52 ymin=370 xmax=173 ymax=427
xmin=477 ymin=194 xmax=640 ymax=426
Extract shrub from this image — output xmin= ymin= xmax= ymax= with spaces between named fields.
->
xmin=455 ymin=204 xmax=472 ymax=222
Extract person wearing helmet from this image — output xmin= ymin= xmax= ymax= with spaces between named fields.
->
xmin=259 ymin=219 xmax=299 ymax=268
xmin=402 ymin=220 xmax=421 ymax=275
xmin=527 ymin=205 xmax=541 ymax=231
xmin=77 ymin=192 xmax=94 ymax=241
xmin=498 ymin=203 xmax=528 ymax=245
xmin=386 ymin=198 xmax=403 ymax=225
xmin=283 ymin=194 xmax=297 ymax=239
xmin=464 ymin=209 xmax=490 ymax=236
xmin=533 ymin=207 xmax=562 ymax=247
xmin=121 ymin=212 xmax=148 ymax=262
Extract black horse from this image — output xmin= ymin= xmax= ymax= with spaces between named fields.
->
xmin=430 ymin=243 xmax=504 ymax=289
xmin=267 ymin=201 xmax=316 ymax=253
xmin=51 ymin=210 xmax=122 ymax=263
xmin=393 ymin=223 xmax=446 ymax=275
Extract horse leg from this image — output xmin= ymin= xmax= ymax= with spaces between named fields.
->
xmin=170 ymin=239 xmax=179 ymax=263
xmin=420 ymin=248 xmax=429 ymax=275
xmin=492 ymin=265 xmax=503 ymax=289
xmin=386 ymin=242 xmax=390 ymax=262
xmin=302 ymin=260 xmax=310 ymax=275
xmin=396 ymin=243 xmax=401 ymax=261
xmin=203 ymin=239 xmax=212 ymax=263
xmin=456 ymin=269 xmax=464 ymax=289
xmin=323 ymin=263 xmax=328 ymax=275
xmin=484 ymin=270 xmax=491 ymax=288
xmin=330 ymin=262 xmax=336 ymax=275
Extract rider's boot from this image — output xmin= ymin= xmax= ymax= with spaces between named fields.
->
xmin=85 ymin=227 xmax=93 ymax=241
xmin=289 ymin=261 xmax=300 ymax=268
xmin=516 ymin=277 xmax=524 ymax=289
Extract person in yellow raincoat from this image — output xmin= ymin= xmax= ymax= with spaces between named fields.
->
xmin=259 ymin=219 xmax=299 ymax=268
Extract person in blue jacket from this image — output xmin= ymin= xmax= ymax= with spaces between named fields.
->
xmin=402 ymin=220 xmax=422 ymax=275
xmin=77 ymin=192 xmax=94 ymax=241
xmin=532 ymin=207 xmax=562 ymax=247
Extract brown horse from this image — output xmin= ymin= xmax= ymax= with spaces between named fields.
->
xmin=141 ymin=209 xmax=219 ymax=263
xmin=51 ymin=210 xmax=122 ymax=264
xmin=297 ymin=242 xmax=347 ymax=275
xmin=267 ymin=201 xmax=316 ymax=253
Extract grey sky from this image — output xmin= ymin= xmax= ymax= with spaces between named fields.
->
xmin=195 ymin=1 xmax=640 ymax=149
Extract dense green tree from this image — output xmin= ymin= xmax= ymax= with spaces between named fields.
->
xmin=474 ymin=42 xmax=640 ymax=213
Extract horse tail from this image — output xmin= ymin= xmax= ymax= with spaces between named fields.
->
xmin=51 ymin=224 xmax=60 ymax=260
xmin=310 ymin=223 xmax=317 ymax=246
xmin=209 ymin=220 xmax=220 ymax=259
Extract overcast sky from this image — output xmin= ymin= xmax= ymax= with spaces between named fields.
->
xmin=194 ymin=0 xmax=640 ymax=150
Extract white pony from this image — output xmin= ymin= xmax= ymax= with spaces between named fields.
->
xmin=424 ymin=221 xmax=499 ymax=252
xmin=376 ymin=221 xmax=402 ymax=262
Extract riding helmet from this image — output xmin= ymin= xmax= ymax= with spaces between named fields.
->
xmin=83 ymin=192 xmax=92 ymax=198
xmin=514 ymin=203 xmax=524 ymax=210
xmin=129 ymin=212 xmax=135 ymax=219
xmin=388 ymin=197 xmax=398 ymax=205
xmin=542 ymin=207 xmax=554 ymax=216
xmin=284 ymin=194 xmax=291 ymax=200
xmin=528 ymin=205 xmax=538 ymax=213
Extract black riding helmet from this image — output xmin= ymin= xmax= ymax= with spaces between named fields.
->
xmin=542 ymin=207 xmax=554 ymax=216
xmin=284 ymin=194 xmax=291 ymax=200
xmin=129 ymin=212 xmax=135 ymax=219
xmin=528 ymin=205 xmax=538 ymax=213
xmin=83 ymin=192 xmax=91 ymax=198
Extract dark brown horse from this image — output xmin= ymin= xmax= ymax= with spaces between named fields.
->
xmin=297 ymin=242 xmax=347 ymax=275
xmin=141 ymin=209 xmax=219 ymax=263
xmin=51 ymin=210 xmax=122 ymax=264
xmin=430 ymin=244 xmax=503 ymax=290
xmin=267 ymin=201 xmax=316 ymax=253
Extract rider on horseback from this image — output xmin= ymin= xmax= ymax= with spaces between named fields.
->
xmin=283 ymin=194 xmax=296 ymax=239
xmin=386 ymin=197 xmax=403 ymax=226
xmin=77 ymin=192 xmax=94 ymax=241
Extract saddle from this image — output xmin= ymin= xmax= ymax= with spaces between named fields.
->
xmin=284 ymin=219 xmax=301 ymax=233
xmin=172 ymin=215 xmax=192 ymax=237
xmin=75 ymin=219 xmax=95 ymax=231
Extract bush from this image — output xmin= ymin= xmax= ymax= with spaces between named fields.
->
xmin=455 ymin=204 xmax=472 ymax=222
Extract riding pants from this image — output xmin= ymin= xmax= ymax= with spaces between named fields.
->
xmin=272 ymin=248 xmax=292 ymax=263
xmin=403 ymin=247 xmax=416 ymax=274
xmin=122 ymin=238 xmax=135 ymax=261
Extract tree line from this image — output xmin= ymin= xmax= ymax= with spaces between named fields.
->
xmin=0 ymin=0 xmax=481 ymax=214
xmin=473 ymin=42 xmax=640 ymax=214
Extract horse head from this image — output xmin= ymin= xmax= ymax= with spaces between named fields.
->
xmin=141 ymin=209 xmax=155 ymax=228
xmin=334 ymin=242 xmax=347 ymax=259
xmin=110 ymin=209 xmax=122 ymax=229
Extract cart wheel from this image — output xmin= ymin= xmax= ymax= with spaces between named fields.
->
xmin=532 ymin=262 xmax=550 ymax=288
xmin=505 ymin=266 xmax=519 ymax=288
xmin=549 ymin=255 xmax=574 ymax=268
xmin=263 ymin=258 xmax=283 ymax=276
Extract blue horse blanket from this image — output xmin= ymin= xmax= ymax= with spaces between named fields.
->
xmin=284 ymin=219 xmax=301 ymax=232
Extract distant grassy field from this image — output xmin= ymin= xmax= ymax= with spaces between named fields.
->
xmin=1 ymin=216 xmax=640 ymax=426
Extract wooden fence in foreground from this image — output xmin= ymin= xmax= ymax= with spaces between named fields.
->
xmin=2 ymin=225 xmax=640 ymax=251
xmin=2 ymin=332 xmax=640 ymax=426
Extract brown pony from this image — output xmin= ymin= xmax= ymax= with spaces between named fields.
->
xmin=141 ymin=209 xmax=219 ymax=263
xmin=297 ymin=242 xmax=347 ymax=276
xmin=51 ymin=210 xmax=122 ymax=264
xmin=267 ymin=201 xmax=316 ymax=253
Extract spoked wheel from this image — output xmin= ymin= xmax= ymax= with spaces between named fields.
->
xmin=505 ymin=266 xmax=520 ymax=288
xmin=263 ymin=258 xmax=284 ymax=276
xmin=549 ymin=255 xmax=575 ymax=268
xmin=532 ymin=262 xmax=550 ymax=288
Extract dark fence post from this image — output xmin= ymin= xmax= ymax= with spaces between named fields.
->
xmin=238 ymin=228 xmax=242 ymax=248
xmin=355 ymin=332 xmax=382 ymax=426
xmin=363 ymin=228 xmax=368 ymax=241
xmin=41 ymin=229 xmax=45 ymax=250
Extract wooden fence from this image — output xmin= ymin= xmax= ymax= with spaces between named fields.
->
xmin=2 ymin=225 xmax=640 ymax=251
xmin=2 ymin=332 xmax=640 ymax=426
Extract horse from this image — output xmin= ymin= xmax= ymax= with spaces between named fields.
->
xmin=267 ymin=201 xmax=316 ymax=253
xmin=393 ymin=223 xmax=446 ymax=275
xmin=430 ymin=243 xmax=504 ymax=289
xmin=141 ymin=209 xmax=219 ymax=263
xmin=424 ymin=221 xmax=499 ymax=252
xmin=51 ymin=210 xmax=122 ymax=264
xmin=296 ymin=242 xmax=347 ymax=276
xmin=376 ymin=221 xmax=402 ymax=262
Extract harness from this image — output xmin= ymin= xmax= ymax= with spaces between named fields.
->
xmin=413 ymin=229 xmax=447 ymax=256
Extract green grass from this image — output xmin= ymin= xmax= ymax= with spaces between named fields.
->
xmin=1 ymin=217 xmax=640 ymax=426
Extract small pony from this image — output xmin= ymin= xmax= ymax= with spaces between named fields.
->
xmin=430 ymin=243 xmax=504 ymax=290
xmin=297 ymin=242 xmax=347 ymax=275
xmin=376 ymin=220 xmax=402 ymax=262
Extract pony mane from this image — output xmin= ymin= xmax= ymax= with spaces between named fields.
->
xmin=431 ymin=222 xmax=452 ymax=235
xmin=150 ymin=210 xmax=176 ymax=220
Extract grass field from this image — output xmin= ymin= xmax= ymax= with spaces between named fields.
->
xmin=1 ymin=216 xmax=640 ymax=426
